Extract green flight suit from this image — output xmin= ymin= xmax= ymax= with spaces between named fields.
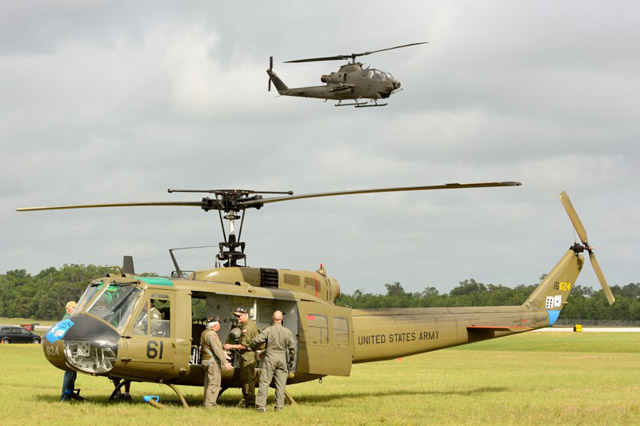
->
xmin=238 ymin=318 xmax=259 ymax=407
xmin=250 ymin=323 xmax=296 ymax=411
xmin=200 ymin=329 xmax=228 ymax=408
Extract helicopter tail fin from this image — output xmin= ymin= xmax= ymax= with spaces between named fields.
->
xmin=267 ymin=56 xmax=288 ymax=93
xmin=522 ymin=248 xmax=584 ymax=325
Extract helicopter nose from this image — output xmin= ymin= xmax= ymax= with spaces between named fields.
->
xmin=43 ymin=314 xmax=120 ymax=374
xmin=393 ymin=81 xmax=401 ymax=90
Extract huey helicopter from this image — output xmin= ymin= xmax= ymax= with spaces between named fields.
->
xmin=267 ymin=42 xmax=427 ymax=107
xmin=18 ymin=182 xmax=614 ymax=407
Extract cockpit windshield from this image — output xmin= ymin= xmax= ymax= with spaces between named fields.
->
xmin=87 ymin=282 xmax=141 ymax=332
xmin=75 ymin=282 xmax=103 ymax=312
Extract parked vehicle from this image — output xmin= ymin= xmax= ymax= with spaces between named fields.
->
xmin=0 ymin=326 xmax=41 ymax=344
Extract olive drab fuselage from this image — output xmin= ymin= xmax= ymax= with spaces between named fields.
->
xmin=23 ymin=182 xmax=610 ymax=395
xmin=267 ymin=62 xmax=402 ymax=105
xmin=265 ymin=42 xmax=428 ymax=106
xmin=43 ymin=247 xmax=585 ymax=389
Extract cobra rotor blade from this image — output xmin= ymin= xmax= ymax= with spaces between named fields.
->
xmin=357 ymin=41 xmax=429 ymax=57
xmin=559 ymin=191 xmax=588 ymax=245
xmin=284 ymin=41 xmax=428 ymax=64
xmin=17 ymin=201 xmax=205 ymax=212
xmin=239 ymin=181 xmax=521 ymax=207
xmin=589 ymin=253 xmax=615 ymax=305
xmin=284 ymin=54 xmax=352 ymax=63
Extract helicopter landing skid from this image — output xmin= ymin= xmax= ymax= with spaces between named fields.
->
xmin=166 ymin=383 xmax=189 ymax=408
xmin=355 ymin=102 xmax=388 ymax=108
xmin=335 ymin=100 xmax=388 ymax=108
xmin=335 ymin=101 xmax=368 ymax=107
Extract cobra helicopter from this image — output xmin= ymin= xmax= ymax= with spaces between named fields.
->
xmin=267 ymin=42 xmax=427 ymax=107
xmin=17 ymin=182 xmax=615 ymax=407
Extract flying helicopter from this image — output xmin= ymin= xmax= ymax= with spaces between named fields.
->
xmin=267 ymin=42 xmax=427 ymax=107
xmin=17 ymin=182 xmax=614 ymax=407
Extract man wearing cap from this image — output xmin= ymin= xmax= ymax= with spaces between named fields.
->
xmin=223 ymin=307 xmax=259 ymax=408
xmin=250 ymin=310 xmax=296 ymax=413
xmin=60 ymin=301 xmax=78 ymax=401
xmin=200 ymin=316 xmax=233 ymax=408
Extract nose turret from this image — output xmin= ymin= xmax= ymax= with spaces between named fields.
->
xmin=43 ymin=314 xmax=120 ymax=375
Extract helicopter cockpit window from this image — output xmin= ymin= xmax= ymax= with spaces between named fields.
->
xmin=384 ymin=72 xmax=394 ymax=80
xmin=75 ymin=281 xmax=103 ymax=312
xmin=87 ymin=283 xmax=141 ymax=332
xmin=132 ymin=296 xmax=171 ymax=338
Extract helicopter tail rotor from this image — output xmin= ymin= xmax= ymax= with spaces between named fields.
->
xmin=559 ymin=191 xmax=615 ymax=305
xmin=268 ymin=56 xmax=273 ymax=92
xmin=266 ymin=57 xmax=289 ymax=94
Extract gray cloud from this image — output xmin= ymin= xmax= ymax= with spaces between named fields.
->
xmin=1 ymin=0 xmax=638 ymax=294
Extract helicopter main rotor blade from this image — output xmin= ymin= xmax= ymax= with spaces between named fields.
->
xmin=559 ymin=191 xmax=588 ymax=244
xmin=17 ymin=201 xmax=205 ymax=212
xmin=284 ymin=41 xmax=428 ymax=63
xmin=590 ymin=254 xmax=616 ymax=305
xmin=17 ymin=181 xmax=521 ymax=213
xmin=284 ymin=54 xmax=353 ymax=64
xmin=356 ymin=41 xmax=429 ymax=57
xmin=239 ymin=181 xmax=522 ymax=207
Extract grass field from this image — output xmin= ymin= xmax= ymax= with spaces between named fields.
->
xmin=0 ymin=317 xmax=56 ymax=326
xmin=0 ymin=332 xmax=639 ymax=425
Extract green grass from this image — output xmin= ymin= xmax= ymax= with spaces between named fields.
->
xmin=453 ymin=331 xmax=640 ymax=353
xmin=0 ymin=317 xmax=56 ymax=326
xmin=1 ymin=332 xmax=639 ymax=425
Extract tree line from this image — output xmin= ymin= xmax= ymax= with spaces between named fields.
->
xmin=0 ymin=265 xmax=120 ymax=320
xmin=1 ymin=265 xmax=638 ymax=321
xmin=335 ymin=279 xmax=640 ymax=321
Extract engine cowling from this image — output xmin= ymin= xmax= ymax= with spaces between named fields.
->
xmin=321 ymin=73 xmax=341 ymax=84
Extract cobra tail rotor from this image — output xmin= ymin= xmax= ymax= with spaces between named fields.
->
xmin=559 ymin=191 xmax=615 ymax=304
xmin=268 ymin=56 xmax=273 ymax=92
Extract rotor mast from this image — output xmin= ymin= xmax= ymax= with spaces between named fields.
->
xmin=167 ymin=189 xmax=293 ymax=267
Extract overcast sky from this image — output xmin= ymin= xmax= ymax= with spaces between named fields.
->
xmin=1 ymin=1 xmax=638 ymax=295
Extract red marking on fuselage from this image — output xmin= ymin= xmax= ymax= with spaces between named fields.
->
xmin=313 ymin=272 xmax=318 ymax=297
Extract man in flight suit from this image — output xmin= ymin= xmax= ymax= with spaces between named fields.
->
xmin=200 ymin=316 xmax=233 ymax=408
xmin=250 ymin=310 xmax=296 ymax=413
xmin=223 ymin=307 xmax=259 ymax=408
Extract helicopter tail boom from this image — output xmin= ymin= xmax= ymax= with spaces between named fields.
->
xmin=350 ymin=191 xmax=608 ymax=364
xmin=350 ymin=247 xmax=583 ymax=364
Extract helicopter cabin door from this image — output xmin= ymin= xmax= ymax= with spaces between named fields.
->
xmin=121 ymin=290 xmax=182 ymax=380
xmin=296 ymin=301 xmax=353 ymax=377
